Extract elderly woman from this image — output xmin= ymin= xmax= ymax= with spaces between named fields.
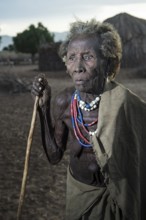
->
xmin=32 ymin=19 xmax=146 ymax=220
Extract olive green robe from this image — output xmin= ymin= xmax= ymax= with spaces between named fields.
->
xmin=66 ymin=81 xmax=146 ymax=220
xmin=91 ymin=81 xmax=146 ymax=220
xmin=66 ymin=167 xmax=124 ymax=220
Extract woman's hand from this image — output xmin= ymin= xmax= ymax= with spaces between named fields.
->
xmin=31 ymin=74 xmax=51 ymax=108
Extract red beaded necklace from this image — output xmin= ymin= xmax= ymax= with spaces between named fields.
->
xmin=71 ymin=91 xmax=99 ymax=148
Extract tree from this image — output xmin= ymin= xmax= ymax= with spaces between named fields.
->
xmin=3 ymin=44 xmax=15 ymax=51
xmin=13 ymin=22 xmax=54 ymax=62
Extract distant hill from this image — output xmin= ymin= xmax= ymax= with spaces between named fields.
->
xmin=0 ymin=35 xmax=13 ymax=51
xmin=54 ymin=31 xmax=68 ymax=42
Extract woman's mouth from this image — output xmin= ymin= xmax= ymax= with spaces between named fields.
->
xmin=75 ymin=80 xmax=85 ymax=85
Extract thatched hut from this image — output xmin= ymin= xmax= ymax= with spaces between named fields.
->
xmin=39 ymin=42 xmax=65 ymax=71
xmin=104 ymin=13 xmax=146 ymax=68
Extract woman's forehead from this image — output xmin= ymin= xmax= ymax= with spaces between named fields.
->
xmin=68 ymin=35 xmax=99 ymax=52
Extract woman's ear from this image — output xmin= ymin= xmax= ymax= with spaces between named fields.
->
xmin=106 ymin=59 xmax=121 ymax=79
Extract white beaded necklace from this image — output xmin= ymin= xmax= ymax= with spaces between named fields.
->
xmin=77 ymin=94 xmax=101 ymax=111
xmin=89 ymin=128 xmax=98 ymax=136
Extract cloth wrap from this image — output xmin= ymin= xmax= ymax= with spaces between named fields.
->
xmin=91 ymin=81 xmax=146 ymax=220
xmin=66 ymin=81 xmax=146 ymax=220
xmin=66 ymin=167 xmax=124 ymax=220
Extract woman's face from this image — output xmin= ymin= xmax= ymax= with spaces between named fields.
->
xmin=66 ymin=35 xmax=105 ymax=94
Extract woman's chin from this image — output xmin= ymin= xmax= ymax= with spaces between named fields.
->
xmin=75 ymin=84 xmax=92 ymax=93
xmin=74 ymin=83 xmax=101 ymax=95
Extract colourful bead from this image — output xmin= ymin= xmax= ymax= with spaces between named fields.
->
xmin=71 ymin=91 xmax=101 ymax=148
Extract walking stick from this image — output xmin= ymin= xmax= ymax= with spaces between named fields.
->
xmin=17 ymin=96 xmax=39 ymax=220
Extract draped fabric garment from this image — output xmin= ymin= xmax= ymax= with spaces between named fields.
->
xmin=66 ymin=167 xmax=124 ymax=220
xmin=91 ymin=80 xmax=146 ymax=220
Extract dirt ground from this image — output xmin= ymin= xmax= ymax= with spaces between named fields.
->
xmin=0 ymin=65 xmax=146 ymax=220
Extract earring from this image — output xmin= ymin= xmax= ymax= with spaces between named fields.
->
xmin=62 ymin=56 xmax=66 ymax=62
xmin=106 ymin=77 xmax=111 ymax=83
xmin=106 ymin=72 xmax=115 ymax=83
xmin=105 ymin=72 xmax=110 ymax=83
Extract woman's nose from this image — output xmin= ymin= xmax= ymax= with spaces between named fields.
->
xmin=74 ymin=59 xmax=85 ymax=73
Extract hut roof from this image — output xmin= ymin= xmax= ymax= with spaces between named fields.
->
xmin=104 ymin=13 xmax=146 ymax=42
xmin=104 ymin=13 xmax=146 ymax=69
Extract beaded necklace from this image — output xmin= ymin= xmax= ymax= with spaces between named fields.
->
xmin=71 ymin=90 xmax=101 ymax=148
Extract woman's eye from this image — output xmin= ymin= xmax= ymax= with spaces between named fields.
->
xmin=68 ymin=55 xmax=75 ymax=61
xmin=83 ymin=54 xmax=93 ymax=61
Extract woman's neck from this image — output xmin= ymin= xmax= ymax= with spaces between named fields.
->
xmin=77 ymin=91 xmax=100 ymax=103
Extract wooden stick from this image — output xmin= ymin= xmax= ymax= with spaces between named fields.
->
xmin=17 ymin=96 xmax=39 ymax=220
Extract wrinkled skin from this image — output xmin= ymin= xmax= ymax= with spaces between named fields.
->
xmin=31 ymin=35 xmax=108 ymax=186
xmin=66 ymin=35 xmax=106 ymax=94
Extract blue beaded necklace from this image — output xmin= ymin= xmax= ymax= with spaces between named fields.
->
xmin=71 ymin=90 xmax=101 ymax=148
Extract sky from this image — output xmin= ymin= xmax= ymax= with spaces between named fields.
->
xmin=0 ymin=0 xmax=146 ymax=36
